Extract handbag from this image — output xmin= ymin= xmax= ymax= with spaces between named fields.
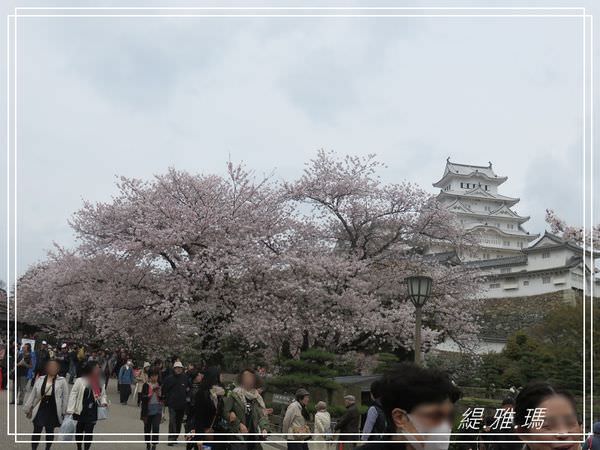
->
xmin=97 ymin=405 xmax=109 ymax=420
xmin=59 ymin=414 xmax=76 ymax=441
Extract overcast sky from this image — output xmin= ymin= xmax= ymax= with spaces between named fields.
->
xmin=1 ymin=1 xmax=599 ymax=279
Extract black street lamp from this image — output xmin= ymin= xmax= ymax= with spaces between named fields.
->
xmin=405 ymin=275 xmax=433 ymax=365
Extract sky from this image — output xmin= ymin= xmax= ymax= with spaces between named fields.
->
xmin=1 ymin=1 xmax=599 ymax=279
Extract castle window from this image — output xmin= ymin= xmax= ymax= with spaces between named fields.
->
xmin=518 ymin=242 xmax=524 ymax=248
xmin=489 ymin=283 xmax=500 ymax=289
xmin=542 ymin=251 xmax=550 ymax=259
xmin=500 ymin=268 xmax=511 ymax=274
xmin=485 ymin=185 xmax=488 ymax=190
xmin=503 ymin=241 xmax=510 ymax=247
xmin=523 ymin=280 xmax=530 ymax=286
xmin=460 ymin=182 xmax=464 ymax=188
xmin=542 ymin=276 xmax=551 ymax=284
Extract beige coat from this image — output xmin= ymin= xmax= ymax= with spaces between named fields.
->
xmin=282 ymin=400 xmax=311 ymax=441
xmin=23 ymin=375 xmax=69 ymax=425
xmin=311 ymin=411 xmax=332 ymax=450
xmin=66 ymin=377 xmax=107 ymax=416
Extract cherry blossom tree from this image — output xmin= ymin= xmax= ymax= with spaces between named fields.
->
xmin=545 ymin=209 xmax=600 ymax=246
xmin=278 ymin=150 xmax=484 ymax=354
xmin=18 ymin=152 xmax=485 ymax=360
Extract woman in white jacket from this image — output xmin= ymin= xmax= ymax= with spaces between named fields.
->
xmin=24 ymin=359 xmax=68 ymax=450
xmin=311 ymin=401 xmax=332 ymax=450
xmin=67 ymin=361 xmax=108 ymax=450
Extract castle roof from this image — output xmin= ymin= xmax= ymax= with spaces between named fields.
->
xmin=439 ymin=187 xmax=519 ymax=206
xmin=525 ymin=230 xmax=599 ymax=258
xmin=433 ymin=158 xmax=508 ymax=188
xmin=444 ymin=199 xmax=531 ymax=224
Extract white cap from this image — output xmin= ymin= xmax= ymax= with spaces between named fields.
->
xmin=173 ymin=361 xmax=184 ymax=369
xmin=143 ymin=362 xmax=151 ymax=369
xmin=42 ymin=340 xmax=47 ymax=345
xmin=61 ymin=343 xmax=67 ymax=348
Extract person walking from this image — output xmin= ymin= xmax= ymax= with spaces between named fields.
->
xmin=66 ymin=361 xmax=108 ymax=450
xmin=35 ymin=341 xmax=50 ymax=378
xmin=361 ymin=380 xmax=387 ymax=442
xmin=141 ymin=368 xmax=163 ymax=450
xmin=162 ymin=361 xmax=190 ymax=446
xmin=56 ymin=344 xmax=69 ymax=378
xmin=186 ymin=367 xmax=226 ymax=450
xmin=135 ymin=362 xmax=151 ymax=406
xmin=282 ymin=388 xmax=312 ymax=450
xmin=223 ymin=368 xmax=270 ymax=450
xmin=334 ymin=395 xmax=360 ymax=450
xmin=118 ymin=359 xmax=135 ymax=405
xmin=16 ymin=343 xmax=34 ymax=405
xmin=311 ymin=401 xmax=332 ymax=450
xmin=67 ymin=345 xmax=78 ymax=384
xmin=24 ymin=359 xmax=68 ymax=450
xmin=185 ymin=369 xmax=205 ymax=450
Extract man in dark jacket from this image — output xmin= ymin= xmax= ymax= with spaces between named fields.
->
xmin=335 ymin=395 xmax=361 ymax=450
xmin=162 ymin=361 xmax=190 ymax=446
xmin=361 ymin=380 xmax=387 ymax=441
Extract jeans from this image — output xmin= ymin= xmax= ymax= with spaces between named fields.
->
xmin=144 ymin=414 xmax=161 ymax=446
xmin=168 ymin=407 xmax=185 ymax=442
xmin=18 ymin=375 xmax=29 ymax=404
xmin=31 ymin=424 xmax=55 ymax=450
xmin=76 ymin=421 xmax=96 ymax=450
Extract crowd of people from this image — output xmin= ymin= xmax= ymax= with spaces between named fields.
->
xmin=0 ymin=338 xmax=595 ymax=450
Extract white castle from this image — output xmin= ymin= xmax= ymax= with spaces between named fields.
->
xmin=432 ymin=158 xmax=599 ymax=300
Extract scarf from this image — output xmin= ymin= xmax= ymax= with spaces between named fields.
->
xmin=148 ymin=382 xmax=161 ymax=400
xmin=89 ymin=375 xmax=102 ymax=400
xmin=233 ymin=386 xmax=266 ymax=409
xmin=209 ymin=385 xmax=225 ymax=407
xmin=41 ymin=375 xmax=55 ymax=399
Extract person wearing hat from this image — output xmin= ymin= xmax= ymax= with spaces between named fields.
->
xmin=334 ymin=395 xmax=360 ymax=450
xmin=282 ymin=388 xmax=312 ymax=450
xmin=162 ymin=361 xmax=191 ymax=446
xmin=135 ymin=362 xmax=151 ymax=406
xmin=118 ymin=359 xmax=135 ymax=405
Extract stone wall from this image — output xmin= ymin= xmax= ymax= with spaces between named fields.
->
xmin=477 ymin=288 xmax=582 ymax=340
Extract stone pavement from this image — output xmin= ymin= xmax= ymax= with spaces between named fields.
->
xmin=0 ymin=381 xmax=285 ymax=450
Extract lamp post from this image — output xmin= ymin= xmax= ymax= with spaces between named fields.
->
xmin=405 ymin=275 xmax=433 ymax=366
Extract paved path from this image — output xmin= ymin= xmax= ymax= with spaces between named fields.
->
xmin=0 ymin=381 xmax=285 ymax=450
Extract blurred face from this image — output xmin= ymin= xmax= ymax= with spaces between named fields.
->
xmin=91 ymin=365 xmax=101 ymax=378
xmin=194 ymin=373 xmax=203 ymax=383
xmin=518 ymin=395 xmax=581 ymax=450
xmin=301 ymin=395 xmax=310 ymax=406
xmin=174 ymin=367 xmax=183 ymax=375
xmin=240 ymin=371 xmax=256 ymax=390
xmin=46 ymin=361 xmax=59 ymax=376
xmin=150 ymin=374 xmax=159 ymax=383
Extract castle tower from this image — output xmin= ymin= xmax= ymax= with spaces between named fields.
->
xmin=432 ymin=158 xmax=538 ymax=260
